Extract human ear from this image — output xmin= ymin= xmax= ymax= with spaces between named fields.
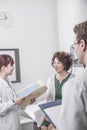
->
xmin=1 ymin=66 xmax=6 ymax=71
xmin=80 ymin=39 xmax=86 ymax=51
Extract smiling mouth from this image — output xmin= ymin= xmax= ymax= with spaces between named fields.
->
xmin=55 ymin=68 xmax=59 ymax=71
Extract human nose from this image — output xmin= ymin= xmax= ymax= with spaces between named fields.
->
xmin=53 ymin=63 xmax=58 ymax=67
xmin=71 ymin=42 xmax=78 ymax=49
xmin=71 ymin=44 xmax=76 ymax=49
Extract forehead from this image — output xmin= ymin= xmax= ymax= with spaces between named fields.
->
xmin=54 ymin=58 xmax=60 ymax=62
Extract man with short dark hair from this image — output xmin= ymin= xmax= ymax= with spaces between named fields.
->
xmin=57 ymin=21 xmax=87 ymax=130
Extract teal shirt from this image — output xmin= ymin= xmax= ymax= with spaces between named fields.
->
xmin=55 ymin=73 xmax=71 ymax=100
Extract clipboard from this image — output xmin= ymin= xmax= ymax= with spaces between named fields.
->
xmin=39 ymin=100 xmax=62 ymax=128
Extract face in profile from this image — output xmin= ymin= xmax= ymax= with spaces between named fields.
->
xmin=52 ymin=58 xmax=64 ymax=73
xmin=5 ymin=63 xmax=14 ymax=76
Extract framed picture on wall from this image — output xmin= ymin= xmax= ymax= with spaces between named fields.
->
xmin=0 ymin=48 xmax=21 ymax=83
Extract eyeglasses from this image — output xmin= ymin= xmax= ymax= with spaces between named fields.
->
xmin=71 ymin=42 xmax=78 ymax=49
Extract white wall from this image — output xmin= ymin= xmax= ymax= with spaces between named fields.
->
xmin=0 ymin=0 xmax=59 ymax=89
xmin=1 ymin=0 xmax=87 ymax=90
xmin=57 ymin=0 xmax=87 ymax=76
xmin=57 ymin=0 xmax=87 ymax=52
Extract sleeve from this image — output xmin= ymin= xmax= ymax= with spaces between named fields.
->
xmin=0 ymin=88 xmax=15 ymax=116
xmin=81 ymin=86 xmax=87 ymax=112
xmin=46 ymin=76 xmax=54 ymax=102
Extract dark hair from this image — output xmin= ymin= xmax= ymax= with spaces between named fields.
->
xmin=0 ymin=54 xmax=14 ymax=69
xmin=73 ymin=20 xmax=87 ymax=44
xmin=51 ymin=51 xmax=72 ymax=71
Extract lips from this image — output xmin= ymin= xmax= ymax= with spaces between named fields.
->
xmin=55 ymin=68 xmax=59 ymax=71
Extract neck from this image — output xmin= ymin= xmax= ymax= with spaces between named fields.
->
xmin=56 ymin=71 xmax=69 ymax=82
xmin=83 ymin=47 xmax=87 ymax=66
xmin=84 ymin=55 xmax=87 ymax=67
xmin=0 ymin=73 xmax=7 ymax=81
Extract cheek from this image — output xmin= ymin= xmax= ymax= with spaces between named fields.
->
xmin=11 ymin=67 xmax=14 ymax=72
xmin=59 ymin=65 xmax=64 ymax=70
xmin=74 ymin=47 xmax=78 ymax=54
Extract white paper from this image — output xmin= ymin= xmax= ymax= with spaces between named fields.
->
xmin=44 ymin=105 xmax=62 ymax=128
xmin=25 ymin=101 xmax=46 ymax=127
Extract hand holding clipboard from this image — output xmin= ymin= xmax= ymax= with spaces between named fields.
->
xmin=39 ymin=100 xmax=62 ymax=128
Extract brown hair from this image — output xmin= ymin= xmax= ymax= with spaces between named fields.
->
xmin=0 ymin=54 xmax=14 ymax=69
xmin=73 ymin=20 xmax=87 ymax=44
xmin=51 ymin=51 xmax=72 ymax=71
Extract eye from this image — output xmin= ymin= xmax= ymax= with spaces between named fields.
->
xmin=53 ymin=62 xmax=61 ymax=65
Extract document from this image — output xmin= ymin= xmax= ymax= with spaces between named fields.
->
xmin=39 ymin=100 xmax=62 ymax=128
xmin=16 ymin=80 xmax=47 ymax=108
xmin=25 ymin=101 xmax=46 ymax=127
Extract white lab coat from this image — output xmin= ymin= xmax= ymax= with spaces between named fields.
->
xmin=58 ymin=67 xmax=87 ymax=130
xmin=0 ymin=77 xmax=21 ymax=130
xmin=46 ymin=73 xmax=75 ymax=102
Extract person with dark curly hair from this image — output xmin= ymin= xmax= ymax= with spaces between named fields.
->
xmin=40 ymin=51 xmax=75 ymax=130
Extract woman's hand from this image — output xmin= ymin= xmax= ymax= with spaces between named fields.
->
xmin=13 ymin=97 xmax=25 ymax=105
xmin=43 ymin=117 xmax=49 ymax=122
xmin=30 ymin=98 xmax=36 ymax=104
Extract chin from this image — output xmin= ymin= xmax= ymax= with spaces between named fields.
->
xmin=78 ymin=59 xmax=83 ymax=64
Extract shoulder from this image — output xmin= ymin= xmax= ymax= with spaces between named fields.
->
xmin=63 ymin=69 xmax=87 ymax=94
xmin=47 ymin=75 xmax=55 ymax=82
xmin=0 ymin=78 xmax=5 ymax=88
xmin=69 ymin=73 xmax=75 ymax=79
xmin=46 ymin=75 xmax=55 ymax=88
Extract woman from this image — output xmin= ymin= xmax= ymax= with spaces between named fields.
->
xmin=41 ymin=51 xmax=75 ymax=130
xmin=0 ymin=54 xmax=24 ymax=130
